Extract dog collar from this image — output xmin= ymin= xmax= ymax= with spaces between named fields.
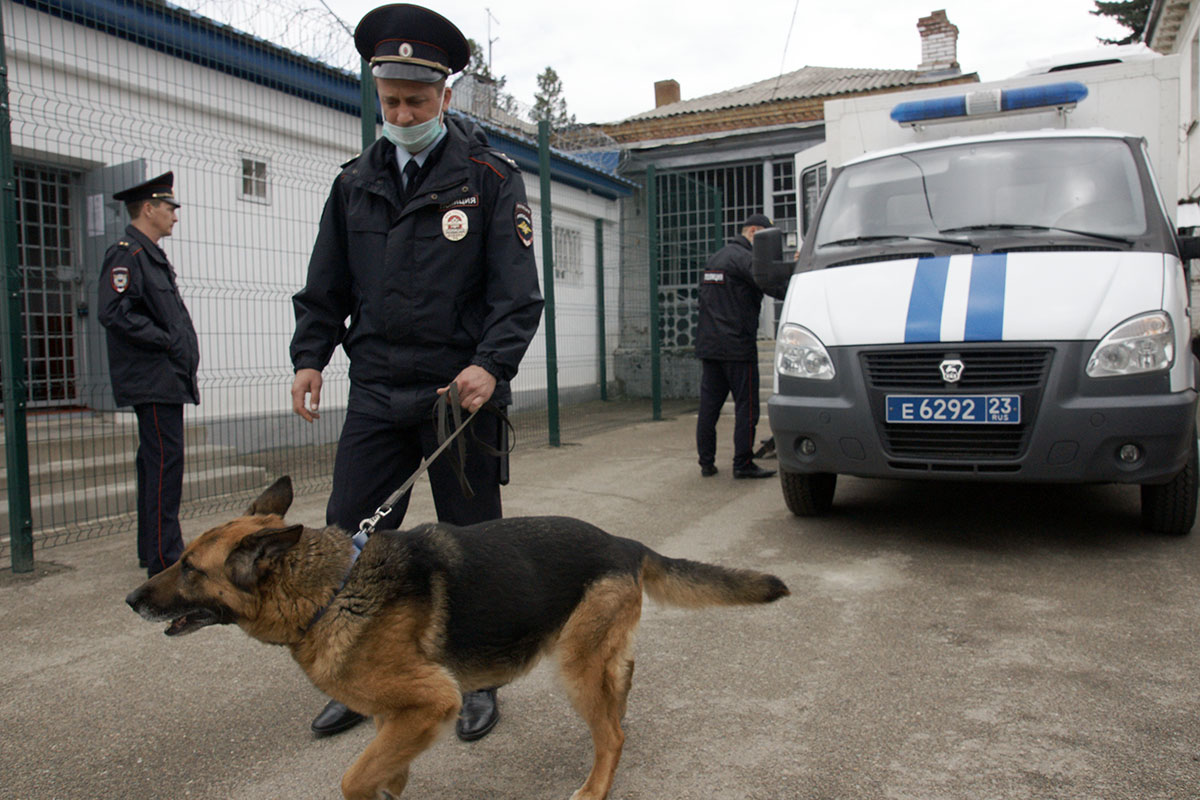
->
xmin=302 ymin=531 xmax=369 ymax=633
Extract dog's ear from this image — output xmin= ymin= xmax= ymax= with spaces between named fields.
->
xmin=246 ymin=476 xmax=293 ymax=517
xmin=226 ymin=524 xmax=304 ymax=592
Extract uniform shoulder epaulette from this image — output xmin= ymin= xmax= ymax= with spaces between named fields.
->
xmin=340 ymin=152 xmax=362 ymax=169
xmin=471 ymin=149 xmax=520 ymax=181
xmin=490 ymin=150 xmax=521 ymax=172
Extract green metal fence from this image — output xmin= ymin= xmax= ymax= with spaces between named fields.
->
xmin=0 ymin=0 xmax=666 ymax=570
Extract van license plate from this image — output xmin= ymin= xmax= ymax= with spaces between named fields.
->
xmin=885 ymin=394 xmax=1021 ymax=424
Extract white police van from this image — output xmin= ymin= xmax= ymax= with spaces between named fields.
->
xmin=755 ymin=54 xmax=1200 ymax=534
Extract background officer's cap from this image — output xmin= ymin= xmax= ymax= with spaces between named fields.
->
xmin=743 ymin=213 xmax=772 ymax=228
xmin=113 ymin=171 xmax=180 ymax=207
xmin=355 ymin=4 xmax=470 ymax=83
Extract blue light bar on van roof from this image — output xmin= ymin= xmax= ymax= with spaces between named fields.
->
xmin=890 ymin=81 xmax=1089 ymax=126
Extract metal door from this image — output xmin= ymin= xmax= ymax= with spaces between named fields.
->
xmin=13 ymin=161 xmax=85 ymax=408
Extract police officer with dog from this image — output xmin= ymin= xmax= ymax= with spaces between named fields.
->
xmin=98 ymin=171 xmax=199 ymax=579
xmin=289 ymin=3 xmax=544 ymax=741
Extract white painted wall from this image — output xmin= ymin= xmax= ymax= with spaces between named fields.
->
xmin=5 ymin=0 xmax=624 ymax=427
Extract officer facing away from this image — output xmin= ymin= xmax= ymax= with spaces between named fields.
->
xmin=695 ymin=213 xmax=783 ymax=479
xmin=98 ymin=171 xmax=200 ymax=578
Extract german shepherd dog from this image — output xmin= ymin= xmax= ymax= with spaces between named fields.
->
xmin=126 ymin=476 xmax=788 ymax=800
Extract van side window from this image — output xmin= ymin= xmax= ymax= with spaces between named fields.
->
xmin=800 ymin=163 xmax=827 ymax=238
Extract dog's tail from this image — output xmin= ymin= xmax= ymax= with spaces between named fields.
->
xmin=639 ymin=549 xmax=789 ymax=608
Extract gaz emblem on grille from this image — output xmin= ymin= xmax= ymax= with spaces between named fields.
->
xmin=939 ymin=358 xmax=964 ymax=383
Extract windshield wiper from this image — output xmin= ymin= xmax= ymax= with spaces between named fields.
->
xmin=821 ymin=234 xmax=979 ymax=250
xmin=938 ymin=224 xmax=1133 ymax=246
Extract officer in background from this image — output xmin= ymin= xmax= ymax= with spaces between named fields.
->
xmin=695 ymin=213 xmax=781 ymax=480
xmin=98 ymin=172 xmax=199 ymax=578
xmin=290 ymin=3 xmax=544 ymax=740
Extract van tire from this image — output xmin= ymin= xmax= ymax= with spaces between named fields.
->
xmin=1141 ymin=436 xmax=1199 ymax=536
xmin=781 ymin=469 xmax=836 ymax=517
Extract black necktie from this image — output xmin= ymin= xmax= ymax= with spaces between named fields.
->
xmin=403 ymin=159 xmax=420 ymax=199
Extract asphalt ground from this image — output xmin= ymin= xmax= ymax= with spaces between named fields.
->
xmin=2 ymin=407 xmax=1199 ymax=799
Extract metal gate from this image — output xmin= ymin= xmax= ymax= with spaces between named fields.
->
xmin=654 ymin=163 xmax=768 ymax=349
xmin=654 ymin=170 xmax=721 ymax=350
xmin=15 ymin=160 xmax=82 ymax=407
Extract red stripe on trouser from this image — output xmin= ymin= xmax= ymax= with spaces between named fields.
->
xmin=152 ymin=404 xmax=166 ymax=569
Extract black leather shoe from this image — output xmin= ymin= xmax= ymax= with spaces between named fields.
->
xmin=311 ymin=699 xmax=366 ymax=736
xmin=733 ymin=463 xmax=777 ymax=479
xmin=456 ymin=689 xmax=499 ymax=741
xmin=700 ymin=464 xmax=718 ymax=477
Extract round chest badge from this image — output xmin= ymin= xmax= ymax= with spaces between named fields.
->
xmin=442 ymin=209 xmax=468 ymax=242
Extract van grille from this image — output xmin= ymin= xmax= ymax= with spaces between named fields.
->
xmin=861 ymin=346 xmax=1053 ymax=462
xmin=882 ymin=425 xmax=1027 ymax=459
xmin=862 ymin=348 xmax=1052 ymax=390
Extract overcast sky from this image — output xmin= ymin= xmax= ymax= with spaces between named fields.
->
xmin=321 ymin=0 xmax=1131 ymax=124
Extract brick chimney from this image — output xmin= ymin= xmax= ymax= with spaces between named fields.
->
xmin=654 ymin=79 xmax=681 ymax=108
xmin=917 ymin=9 xmax=959 ymax=73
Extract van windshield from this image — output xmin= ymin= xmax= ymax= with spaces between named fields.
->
xmin=814 ymin=138 xmax=1148 ymax=248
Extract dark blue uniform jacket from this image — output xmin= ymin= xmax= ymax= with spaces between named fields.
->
xmin=696 ymin=236 xmax=766 ymax=362
xmin=98 ymin=225 xmax=200 ymax=407
xmin=291 ymin=116 xmax=544 ymax=424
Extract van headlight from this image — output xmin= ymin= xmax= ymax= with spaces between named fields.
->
xmin=777 ymin=324 xmax=835 ymax=380
xmin=1086 ymin=312 xmax=1174 ymax=377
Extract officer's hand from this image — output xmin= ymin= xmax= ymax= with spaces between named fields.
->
xmin=439 ymin=365 xmax=496 ymax=414
xmin=291 ymin=368 xmax=323 ymax=423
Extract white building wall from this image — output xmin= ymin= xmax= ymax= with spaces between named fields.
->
xmin=6 ymin=1 xmax=625 ymax=432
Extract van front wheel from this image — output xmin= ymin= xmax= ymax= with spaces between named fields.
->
xmin=1141 ymin=436 xmax=1199 ymax=536
xmin=781 ymin=469 xmax=836 ymax=517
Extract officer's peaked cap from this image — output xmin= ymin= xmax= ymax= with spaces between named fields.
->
xmin=113 ymin=171 xmax=180 ymax=207
xmin=355 ymin=4 xmax=470 ymax=83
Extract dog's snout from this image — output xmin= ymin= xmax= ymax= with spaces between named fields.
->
xmin=125 ymin=585 xmax=146 ymax=610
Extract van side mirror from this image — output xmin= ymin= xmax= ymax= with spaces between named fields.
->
xmin=752 ymin=227 xmax=793 ymax=297
xmin=1179 ymin=235 xmax=1200 ymax=262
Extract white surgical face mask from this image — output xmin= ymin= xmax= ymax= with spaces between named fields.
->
xmin=381 ymin=88 xmax=445 ymax=154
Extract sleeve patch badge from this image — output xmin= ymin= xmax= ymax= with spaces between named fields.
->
xmin=111 ymin=266 xmax=131 ymax=293
xmin=703 ymin=270 xmax=726 ymax=284
xmin=514 ymin=202 xmax=534 ymax=248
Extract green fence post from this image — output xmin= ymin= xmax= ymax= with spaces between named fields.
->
xmin=646 ymin=165 xmax=661 ymax=421
xmin=361 ymin=59 xmax=376 ymax=151
xmin=538 ymin=121 xmax=560 ymax=446
xmin=594 ymin=217 xmax=607 ymax=402
xmin=0 ymin=14 xmax=33 ymax=573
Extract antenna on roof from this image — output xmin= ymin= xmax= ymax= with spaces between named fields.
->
xmin=486 ymin=8 xmax=500 ymax=73
xmin=772 ymin=0 xmax=802 ymax=99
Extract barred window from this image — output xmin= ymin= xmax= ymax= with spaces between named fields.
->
xmin=553 ymin=226 xmax=583 ymax=285
xmin=241 ymin=156 xmax=269 ymax=203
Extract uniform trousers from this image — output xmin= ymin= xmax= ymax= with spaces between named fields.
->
xmin=134 ymin=402 xmax=186 ymax=576
xmin=696 ymin=358 xmax=760 ymax=471
xmin=327 ymin=405 xmax=503 ymax=533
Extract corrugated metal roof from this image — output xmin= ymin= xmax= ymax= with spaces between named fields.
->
xmin=623 ymin=65 xmax=961 ymax=121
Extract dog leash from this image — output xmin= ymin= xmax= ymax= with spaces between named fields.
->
xmin=354 ymin=383 xmax=513 ymax=539
xmin=355 ymin=384 xmax=480 ymax=539
xmin=307 ymin=387 xmax=498 ymax=634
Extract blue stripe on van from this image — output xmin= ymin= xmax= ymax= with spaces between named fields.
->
xmin=963 ymin=253 xmax=1007 ymax=341
xmin=904 ymin=257 xmax=951 ymax=343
